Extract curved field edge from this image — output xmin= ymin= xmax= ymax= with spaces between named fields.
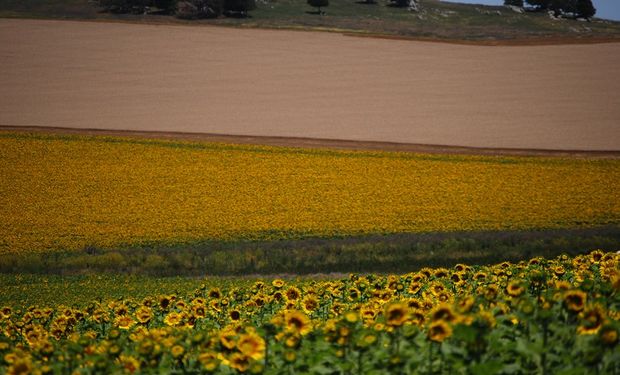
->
xmin=1 ymin=226 xmax=619 ymax=276
xmin=1 ymin=131 xmax=619 ymax=255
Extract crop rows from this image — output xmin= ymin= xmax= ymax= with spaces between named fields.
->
xmin=1 ymin=251 xmax=618 ymax=373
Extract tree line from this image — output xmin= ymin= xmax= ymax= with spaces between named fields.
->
xmin=97 ymin=0 xmax=256 ymax=18
xmin=505 ymin=0 xmax=596 ymax=19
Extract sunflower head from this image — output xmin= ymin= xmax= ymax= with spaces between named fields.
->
xmin=199 ymin=352 xmax=220 ymax=372
xmin=272 ymin=279 xmax=285 ymax=289
xmin=577 ymin=304 xmax=606 ymax=335
xmin=237 ymin=332 xmax=266 ymax=360
xmin=283 ymin=310 xmax=311 ymax=336
xmin=385 ymin=303 xmax=409 ymax=327
xmin=427 ymin=320 xmax=452 ymax=342
xmin=506 ymin=281 xmax=525 ymax=297
xmin=430 ymin=304 xmax=458 ymax=323
xmin=564 ymin=290 xmax=587 ymax=313
xmin=599 ymin=324 xmax=619 ymax=347
xmin=171 ymin=345 xmax=185 ymax=359
xmin=302 ymin=296 xmax=319 ymax=315
xmin=229 ymin=353 xmax=251 ymax=372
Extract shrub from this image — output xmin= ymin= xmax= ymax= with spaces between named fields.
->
xmin=97 ymin=0 xmax=151 ymax=13
xmin=223 ymin=0 xmax=256 ymax=16
xmin=176 ymin=0 xmax=222 ymax=18
xmin=388 ymin=0 xmax=410 ymax=8
xmin=307 ymin=0 xmax=328 ymax=14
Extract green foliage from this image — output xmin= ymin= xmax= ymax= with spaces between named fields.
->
xmin=504 ymin=0 xmax=524 ymax=7
xmin=526 ymin=0 xmax=551 ymax=9
xmin=527 ymin=0 xmax=596 ymax=18
xmin=176 ymin=0 xmax=222 ymax=18
xmin=388 ymin=0 xmax=410 ymax=8
xmin=0 ymin=227 xmax=618 ymax=276
xmin=97 ymin=0 xmax=150 ymax=13
xmin=223 ymin=0 xmax=256 ymax=16
xmin=0 ymin=251 xmax=619 ymax=374
xmin=576 ymin=0 xmax=595 ymax=18
xmin=307 ymin=0 xmax=328 ymax=14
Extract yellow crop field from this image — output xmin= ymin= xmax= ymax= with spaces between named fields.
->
xmin=0 ymin=132 xmax=618 ymax=254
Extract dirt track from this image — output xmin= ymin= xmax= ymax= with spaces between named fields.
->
xmin=1 ymin=19 xmax=619 ymax=151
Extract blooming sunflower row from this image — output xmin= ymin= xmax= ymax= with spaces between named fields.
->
xmin=1 ymin=250 xmax=619 ymax=374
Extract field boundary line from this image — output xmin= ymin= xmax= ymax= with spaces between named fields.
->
xmin=2 ymin=124 xmax=620 ymax=158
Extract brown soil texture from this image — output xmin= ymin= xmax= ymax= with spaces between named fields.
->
xmin=1 ymin=19 xmax=619 ymax=151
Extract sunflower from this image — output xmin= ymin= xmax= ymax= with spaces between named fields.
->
xmin=7 ymin=357 xmax=33 ymax=375
xmin=385 ymin=303 xmax=409 ymax=327
xmin=454 ymin=264 xmax=468 ymax=273
xmin=427 ymin=320 xmax=452 ymax=342
xmin=429 ymin=282 xmax=446 ymax=297
xmin=408 ymin=282 xmax=422 ymax=295
xmin=114 ymin=315 xmax=136 ymax=330
xmin=229 ymin=353 xmax=251 ymax=372
xmin=229 ymin=310 xmax=241 ymax=322
xmin=344 ymin=311 xmax=359 ymax=324
xmin=283 ymin=350 xmax=297 ymax=363
xmin=506 ymin=281 xmax=525 ymax=297
xmin=159 ymin=295 xmax=172 ymax=310
xmin=208 ymin=288 xmax=222 ymax=300
xmin=456 ymin=296 xmax=475 ymax=313
xmin=590 ymin=250 xmax=604 ymax=263
xmin=348 ymin=288 xmax=361 ymax=301
xmin=553 ymin=266 xmax=566 ymax=277
xmin=285 ymin=287 xmax=301 ymax=301
xmin=119 ymin=355 xmax=140 ymax=374
xmin=283 ymin=310 xmax=311 ymax=336
xmin=430 ymin=304 xmax=458 ymax=323
xmin=599 ymin=324 xmax=619 ymax=347
xmin=164 ymin=312 xmax=183 ymax=327
xmin=301 ymin=296 xmax=319 ymax=315
xmin=237 ymin=332 xmax=266 ymax=360
xmin=135 ymin=307 xmax=153 ymax=325
xmin=482 ymin=284 xmax=499 ymax=301
xmin=171 ymin=345 xmax=185 ymax=359
xmin=433 ymin=268 xmax=449 ymax=279
xmin=577 ymin=304 xmax=606 ymax=335
xmin=272 ymin=279 xmax=285 ymax=289
xmin=564 ymin=290 xmax=587 ymax=313
xmin=198 ymin=352 xmax=221 ymax=372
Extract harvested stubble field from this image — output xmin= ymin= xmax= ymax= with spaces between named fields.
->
xmin=1 ymin=132 xmax=618 ymax=255
xmin=1 ymin=19 xmax=620 ymax=151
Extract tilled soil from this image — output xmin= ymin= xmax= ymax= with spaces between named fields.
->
xmin=1 ymin=19 xmax=619 ymax=151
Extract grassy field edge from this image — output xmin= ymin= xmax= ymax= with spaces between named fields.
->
xmin=2 ymin=226 xmax=618 ymax=276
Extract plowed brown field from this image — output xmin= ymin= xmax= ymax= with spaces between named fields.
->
xmin=1 ymin=19 xmax=619 ymax=151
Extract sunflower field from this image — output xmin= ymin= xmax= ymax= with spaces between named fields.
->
xmin=1 ymin=250 xmax=619 ymax=374
xmin=1 ymin=132 xmax=619 ymax=255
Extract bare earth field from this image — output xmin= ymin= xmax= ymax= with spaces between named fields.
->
xmin=1 ymin=18 xmax=619 ymax=151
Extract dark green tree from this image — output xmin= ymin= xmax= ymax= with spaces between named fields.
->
xmin=223 ymin=0 xmax=256 ymax=16
xmin=307 ymin=0 xmax=328 ymax=14
xmin=504 ymin=0 xmax=524 ymax=6
xmin=176 ymin=0 xmax=223 ymax=18
xmin=152 ymin=0 xmax=176 ymax=13
xmin=576 ymin=0 xmax=595 ymax=18
xmin=525 ymin=0 xmax=551 ymax=9
xmin=97 ymin=0 xmax=150 ymax=13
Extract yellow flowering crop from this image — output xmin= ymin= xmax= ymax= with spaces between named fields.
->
xmin=0 ymin=132 xmax=618 ymax=254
